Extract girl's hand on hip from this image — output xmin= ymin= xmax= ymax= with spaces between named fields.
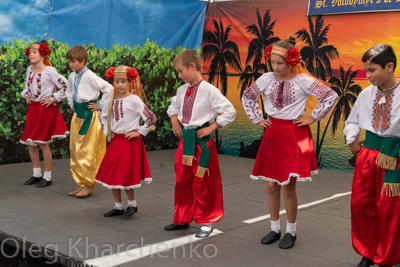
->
xmin=293 ymin=115 xmax=316 ymax=127
xmin=40 ymin=98 xmax=53 ymax=108
xmin=125 ymin=131 xmax=140 ymax=140
xmin=257 ymin=118 xmax=271 ymax=128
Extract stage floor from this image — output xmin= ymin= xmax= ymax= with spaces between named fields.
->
xmin=0 ymin=149 xmax=359 ymax=267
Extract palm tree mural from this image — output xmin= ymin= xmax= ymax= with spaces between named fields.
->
xmin=295 ymin=15 xmax=339 ymax=167
xmin=317 ymin=66 xmax=362 ymax=167
xmin=202 ymin=18 xmax=242 ymax=153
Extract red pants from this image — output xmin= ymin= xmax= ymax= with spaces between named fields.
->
xmin=351 ymin=147 xmax=400 ymax=266
xmin=173 ymin=138 xmax=223 ymax=225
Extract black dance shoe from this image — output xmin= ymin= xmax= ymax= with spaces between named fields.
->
xmin=261 ymin=231 xmax=281 ymax=244
xmin=35 ymin=179 xmax=52 ymax=187
xmin=24 ymin=176 xmax=42 ymax=185
xmin=356 ymin=256 xmax=375 ymax=267
xmin=104 ymin=208 xmax=124 ymax=217
xmin=124 ymin=206 xmax=138 ymax=217
xmin=164 ymin=223 xmax=190 ymax=231
xmin=279 ymin=233 xmax=296 ymax=249
xmin=195 ymin=225 xmax=213 ymax=238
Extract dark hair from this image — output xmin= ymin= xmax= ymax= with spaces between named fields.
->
xmin=66 ymin=45 xmax=89 ymax=64
xmin=174 ymin=49 xmax=202 ymax=72
xmin=362 ymin=44 xmax=397 ymax=71
xmin=275 ymin=35 xmax=296 ymax=50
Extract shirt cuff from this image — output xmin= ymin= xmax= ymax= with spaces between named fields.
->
xmin=50 ymin=95 xmax=56 ymax=103
xmin=97 ymin=103 xmax=101 ymax=111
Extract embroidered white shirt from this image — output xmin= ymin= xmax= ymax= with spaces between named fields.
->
xmin=242 ymin=72 xmax=338 ymax=124
xmin=344 ymin=84 xmax=400 ymax=145
xmin=167 ymin=80 xmax=236 ymax=129
xmin=22 ymin=66 xmax=68 ymax=102
xmin=100 ymin=94 xmax=157 ymax=137
xmin=66 ymin=69 xmax=113 ymax=110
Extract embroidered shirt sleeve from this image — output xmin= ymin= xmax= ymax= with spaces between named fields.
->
xmin=49 ymin=68 xmax=68 ymax=102
xmin=242 ymin=82 xmax=264 ymax=125
xmin=343 ymin=97 xmax=361 ymax=145
xmin=138 ymin=99 xmax=157 ymax=136
xmin=305 ymin=79 xmax=338 ymax=120
xmin=211 ymin=87 xmax=236 ymax=128
xmin=22 ymin=68 xmax=31 ymax=98
xmin=167 ymin=92 xmax=181 ymax=118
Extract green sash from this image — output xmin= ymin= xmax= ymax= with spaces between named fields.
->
xmin=73 ymin=101 xmax=95 ymax=141
xmin=182 ymin=122 xmax=211 ymax=178
xmin=365 ymin=131 xmax=400 ymax=197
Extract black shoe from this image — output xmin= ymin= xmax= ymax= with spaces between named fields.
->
xmin=35 ymin=179 xmax=52 ymax=187
xmin=124 ymin=206 xmax=138 ymax=217
xmin=164 ymin=223 xmax=190 ymax=231
xmin=195 ymin=225 xmax=213 ymax=238
xmin=279 ymin=233 xmax=296 ymax=249
xmin=356 ymin=257 xmax=374 ymax=267
xmin=104 ymin=208 xmax=124 ymax=217
xmin=24 ymin=176 xmax=42 ymax=185
xmin=261 ymin=231 xmax=281 ymax=244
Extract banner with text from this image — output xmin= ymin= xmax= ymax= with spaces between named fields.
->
xmin=308 ymin=0 xmax=400 ymax=15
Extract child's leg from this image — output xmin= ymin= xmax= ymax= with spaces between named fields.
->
xmin=124 ymin=189 xmax=137 ymax=217
xmin=39 ymin=143 xmax=52 ymax=172
xmin=104 ymin=189 xmax=124 ymax=217
xmin=278 ymin=178 xmax=298 ymax=249
xmin=267 ymin=181 xmax=282 ymax=236
xmin=28 ymin=145 xmax=40 ymax=168
xmin=125 ymin=189 xmax=136 ymax=202
xmin=112 ymin=189 xmax=122 ymax=203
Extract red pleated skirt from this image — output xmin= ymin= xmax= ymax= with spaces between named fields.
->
xmin=251 ymin=117 xmax=318 ymax=186
xmin=95 ymin=133 xmax=152 ymax=190
xmin=20 ymin=102 xmax=69 ymax=146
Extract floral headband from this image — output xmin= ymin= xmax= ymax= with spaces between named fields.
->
xmin=264 ymin=45 xmax=301 ymax=67
xmin=25 ymin=43 xmax=51 ymax=58
xmin=105 ymin=67 xmax=139 ymax=84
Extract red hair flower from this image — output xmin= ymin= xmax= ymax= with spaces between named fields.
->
xmin=105 ymin=67 xmax=116 ymax=83
xmin=264 ymin=45 xmax=273 ymax=61
xmin=127 ymin=67 xmax=139 ymax=82
xmin=38 ymin=43 xmax=51 ymax=57
xmin=25 ymin=47 xmax=30 ymax=57
xmin=286 ymin=48 xmax=301 ymax=67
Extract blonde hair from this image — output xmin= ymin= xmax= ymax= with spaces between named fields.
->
xmin=275 ymin=35 xmax=296 ymax=50
xmin=174 ymin=49 xmax=202 ymax=72
xmin=66 ymin=45 xmax=88 ymax=64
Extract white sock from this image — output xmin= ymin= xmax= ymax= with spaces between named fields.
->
xmin=127 ymin=200 xmax=137 ymax=207
xmin=43 ymin=171 xmax=51 ymax=181
xmin=33 ymin=168 xmax=42 ymax=178
xmin=286 ymin=221 xmax=297 ymax=236
xmin=114 ymin=202 xmax=124 ymax=210
xmin=201 ymin=223 xmax=213 ymax=231
xmin=271 ymin=219 xmax=281 ymax=234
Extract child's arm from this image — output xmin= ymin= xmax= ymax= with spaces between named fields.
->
xmin=91 ymin=75 xmax=114 ymax=111
xmin=242 ymin=82 xmax=266 ymax=126
xmin=22 ymin=68 xmax=31 ymax=104
xmin=167 ymin=92 xmax=182 ymax=138
xmin=46 ymin=68 xmax=69 ymax=105
xmin=343 ymin=96 xmax=362 ymax=153
xmin=135 ymin=98 xmax=157 ymax=137
xmin=65 ymin=75 xmax=74 ymax=109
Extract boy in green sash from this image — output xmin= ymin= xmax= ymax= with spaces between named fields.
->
xmin=344 ymin=44 xmax=400 ymax=267
xmin=164 ymin=49 xmax=236 ymax=238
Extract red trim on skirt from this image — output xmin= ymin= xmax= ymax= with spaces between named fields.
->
xmin=95 ymin=133 xmax=152 ymax=190
xmin=351 ymin=146 xmax=400 ymax=266
xmin=251 ymin=117 xmax=317 ymax=186
xmin=20 ymin=102 xmax=69 ymax=146
xmin=173 ymin=138 xmax=223 ymax=225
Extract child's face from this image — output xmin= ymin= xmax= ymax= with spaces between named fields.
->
xmin=271 ymin=54 xmax=292 ymax=79
xmin=363 ymin=60 xmax=393 ymax=88
xmin=114 ymin=79 xmax=131 ymax=94
xmin=28 ymin=49 xmax=44 ymax=65
xmin=68 ymin=59 xmax=86 ymax=73
xmin=175 ymin=62 xmax=197 ymax=85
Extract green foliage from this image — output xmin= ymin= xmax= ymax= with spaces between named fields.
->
xmin=0 ymin=39 xmax=183 ymax=164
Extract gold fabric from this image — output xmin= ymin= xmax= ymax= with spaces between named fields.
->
xmin=70 ymin=111 xmax=106 ymax=187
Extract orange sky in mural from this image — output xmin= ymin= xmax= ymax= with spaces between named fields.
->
xmin=202 ymin=0 xmax=400 ymax=81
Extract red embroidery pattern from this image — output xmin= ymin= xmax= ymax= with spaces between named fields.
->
xmin=35 ymin=73 xmax=42 ymax=99
xmin=268 ymin=81 xmax=295 ymax=110
xmin=113 ymin=100 xmax=120 ymax=122
xmin=143 ymin=106 xmax=156 ymax=127
xmin=182 ymin=79 xmax=203 ymax=124
xmin=51 ymin=78 xmax=68 ymax=100
xmin=242 ymin=83 xmax=263 ymax=123
xmin=120 ymin=100 xmax=124 ymax=119
xmin=26 ymin=71 xmax=42 ymax=99
xmin=308 ymin=81 xmax=337 ymax=120
xmin=371 ymin=89 xmax=395 ymax=133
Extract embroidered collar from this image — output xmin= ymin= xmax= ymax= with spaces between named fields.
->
xmin=379 ymin=80 xmax=400 ymax=94
xmin=186 ymin=79 xmax=204 ymax=96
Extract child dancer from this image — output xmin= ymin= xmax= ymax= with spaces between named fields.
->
xmin=21 ymin=40 xmax=69 ymax=187
xmin=165 ymin=49 xmax=236 ymax=238
xmin=242 ymin=35 xmax=338 ymax=248
xmin=95 ymin=66 xmax=156 ymax=217
xmin=65 ymin=45 xmax=113 ymax=198
xmin=344 ymin=44 xmax=400 ymax=267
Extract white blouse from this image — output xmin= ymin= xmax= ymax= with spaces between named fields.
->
xmin=167 ymin=80 xmax=236 ymax=129
xmin=66 ymin=69 xmax=113 ymax=110
xmin=242 ymin=72 xmax=338 ymax=124
xmin=100 ymin=94 xmax=157 ymax=137
xmin=22 ymin=66 xmax=68 ymax=102
xmin=344 ymin=84 xmax=400 ymax=145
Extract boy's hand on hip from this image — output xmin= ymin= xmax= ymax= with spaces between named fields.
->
xmin=88 ymin=102 xmax=98 ymax=111
xmin=196 ymin=123 xmax=218 ymax=139
xmin=349 ymin=140 xmax=365 ymax=155
xmin=171 ymin=116 xmax=183 ymax=138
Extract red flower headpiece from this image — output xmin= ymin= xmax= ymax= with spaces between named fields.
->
xmin=126 ymin=67 xmax=139 ymax=82
xmin=105 ymin=67 xmax=116 ymax=83
xmin=264 ymin=45 xmax=301 ymax=67
xmin=25 ymin=43 xmax=51 ymax=58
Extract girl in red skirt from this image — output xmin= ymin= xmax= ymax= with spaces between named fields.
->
xmin=242 ymin=35 xmax=338 ymax=248
xmin=95 ymin=66 xmax=156 ymax=217
xmin=21 ymin=40 xmax=69 ymax=188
